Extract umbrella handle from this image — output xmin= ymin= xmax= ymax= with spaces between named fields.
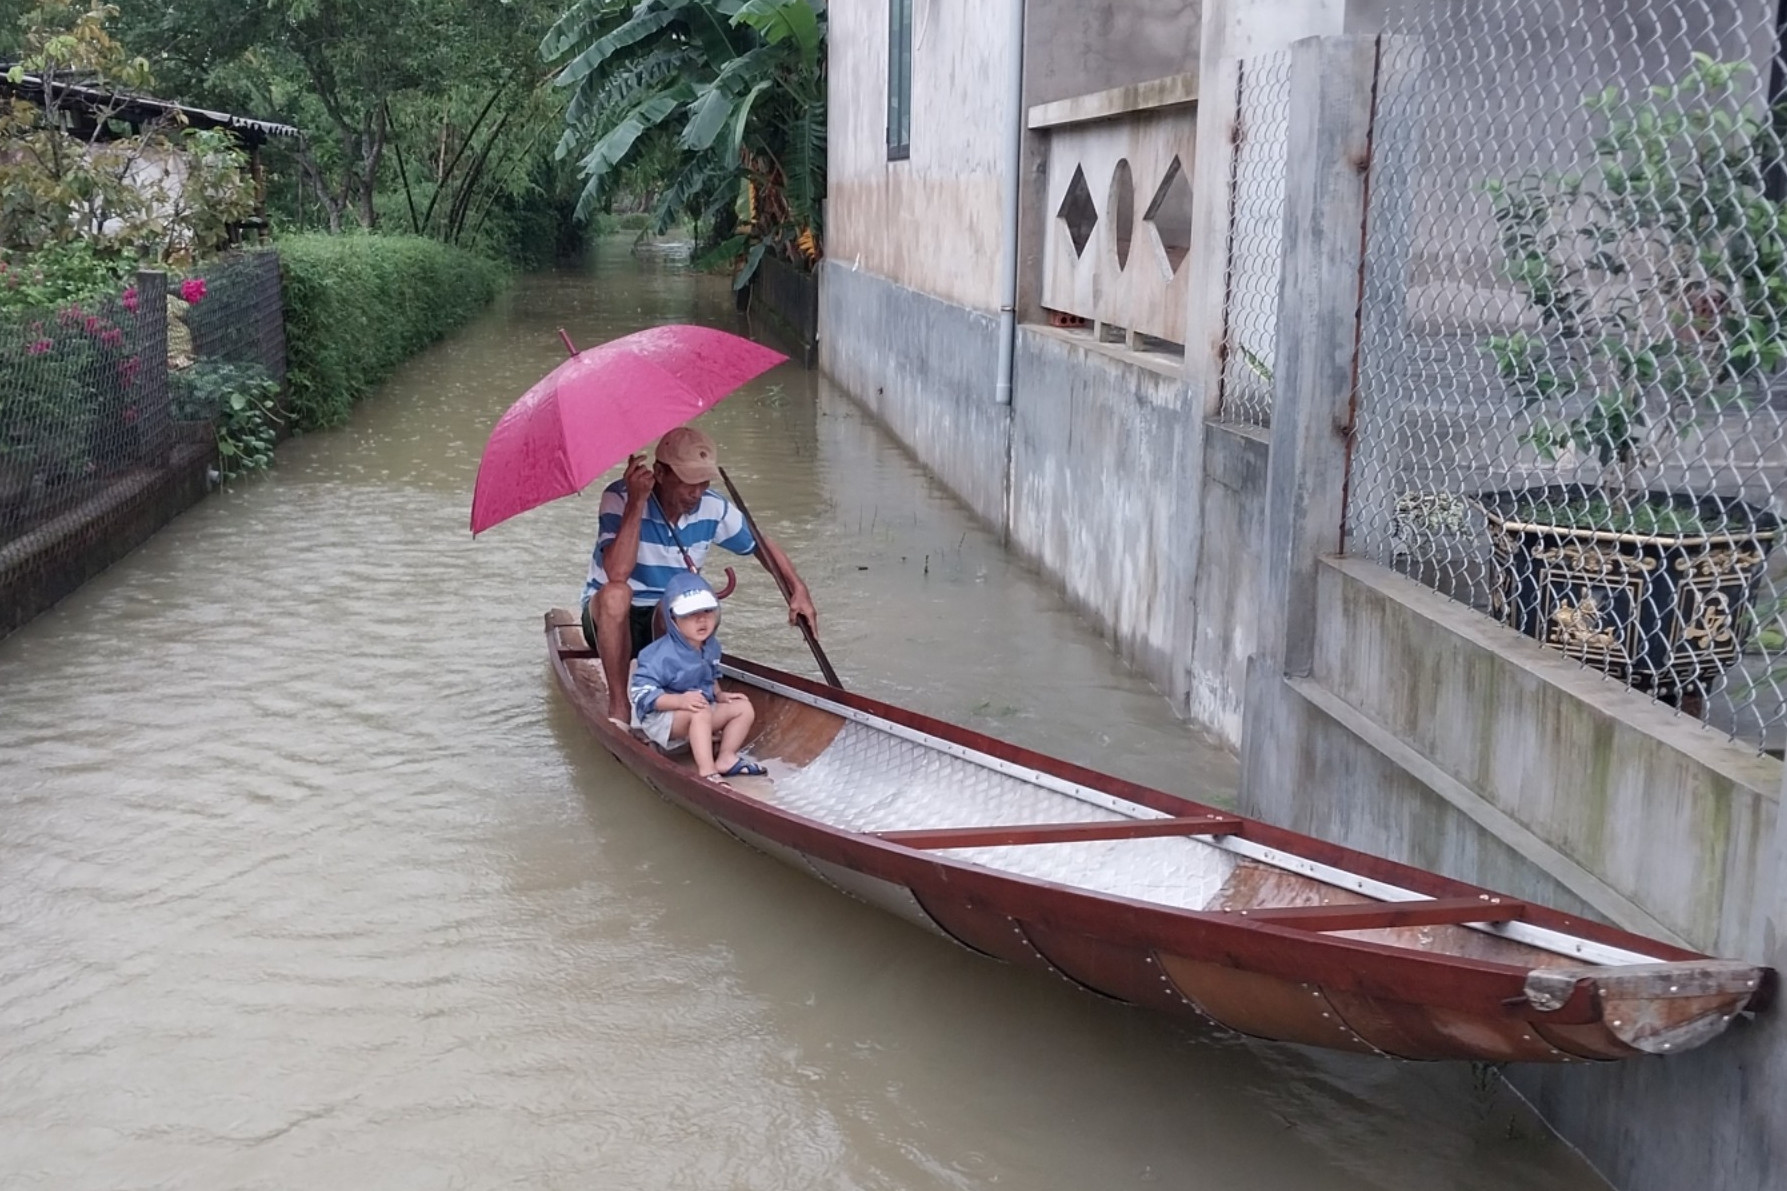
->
xmin=558 ymin=328 xmax=579 ymax=356
xmin=714 ymin=566 xmax=737 ymax=599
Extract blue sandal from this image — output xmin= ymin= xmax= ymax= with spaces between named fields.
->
xmin=720 ymin=758 xmax=767 ymax=778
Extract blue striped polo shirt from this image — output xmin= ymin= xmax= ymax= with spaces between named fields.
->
xmin=582 ymin=480 xmax=757 ymax=607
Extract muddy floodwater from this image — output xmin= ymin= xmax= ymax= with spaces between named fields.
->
xmin=0 ymin=240 xmax=1609 ymax=1189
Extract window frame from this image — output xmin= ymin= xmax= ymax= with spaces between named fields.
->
xmin=886 ymin=0 xmax=912 ymax=161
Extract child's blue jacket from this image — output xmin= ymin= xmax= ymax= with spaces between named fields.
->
xmin=630 ymin=571 xmax=722 ymax=720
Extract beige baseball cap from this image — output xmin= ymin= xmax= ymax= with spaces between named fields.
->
xmin=655 ymin=425 xmax=720 ymax=483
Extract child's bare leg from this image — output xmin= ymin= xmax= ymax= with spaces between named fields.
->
xmin=687 ymin=707 xmax=718 ymax=775
xmin=714 ymin=701 xmax=757 ymax=772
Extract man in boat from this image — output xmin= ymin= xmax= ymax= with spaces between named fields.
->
xmin=582 ymin=424 xmax=818 ymax=724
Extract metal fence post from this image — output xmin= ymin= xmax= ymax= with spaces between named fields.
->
xmin=1253 ymin=34 xmax=1379 ymax=679
xmin=133 ymin=269 xmax=172 ymax=465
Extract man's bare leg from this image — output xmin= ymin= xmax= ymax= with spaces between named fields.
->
xmin=592 ymin=582 xmax=635 ymax=722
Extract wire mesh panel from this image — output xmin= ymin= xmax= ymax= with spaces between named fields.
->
xmin=178 ymin=251 xmax=286 ymax=385
xmin=169 ymin=251 xmax=287 ymax=475
xmin=1218 ymin=50 xmax=1293 ymax=427
xmin=1348 ymin=2 xmax=1787 ymax=747
xmin=0 ymin=287 xmax=166 ymax=548
xmin=1 ymin=252 xmax=287 ymax=627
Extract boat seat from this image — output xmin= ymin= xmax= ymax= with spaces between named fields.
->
xmin=1231 ymin=896 xmax=1528 ymax=932
xmin=874 ymin=815 xmax=1242 ymax=849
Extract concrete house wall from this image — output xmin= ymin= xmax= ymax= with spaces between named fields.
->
xmin=819 ymin=6 xmax=1787 ymax=1187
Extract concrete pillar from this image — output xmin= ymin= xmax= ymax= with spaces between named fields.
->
xmin=1169 ymin=2 xmax=1383 ymax=718
xmin=1250 ymin=34 xmax=1378 ymax=679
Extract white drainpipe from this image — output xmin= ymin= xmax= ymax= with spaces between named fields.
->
xmin=994 ymin=0 xmax=1025 ymax=405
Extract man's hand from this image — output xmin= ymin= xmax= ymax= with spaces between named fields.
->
xmin=623 ymin=453 xmax=655 ymax=504
xmin=788 ymin=584 xmax=818 ymax=635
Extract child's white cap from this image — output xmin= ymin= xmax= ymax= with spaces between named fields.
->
xmin=668 ymin=588 xmax=720 ymax=618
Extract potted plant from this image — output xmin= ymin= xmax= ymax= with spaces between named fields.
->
xmin=1480 ymin=55 xmax=1785 ymax=697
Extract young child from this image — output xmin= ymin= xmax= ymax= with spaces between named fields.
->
xmin=628 ymin=571 xmax=765 ymax=783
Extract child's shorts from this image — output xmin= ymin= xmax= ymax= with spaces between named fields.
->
xmin=628 ymin=683 xmax=689 ymax=752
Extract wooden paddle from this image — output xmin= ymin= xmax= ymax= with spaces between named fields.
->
xmin=718 ymin=466 xmax=843 ymax=689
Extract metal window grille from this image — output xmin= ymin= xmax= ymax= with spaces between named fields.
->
xmin=1218 ymin=50 xmax=1292 ymax=428
xmin=1347 ymin=2 xmax=1787 ymax=748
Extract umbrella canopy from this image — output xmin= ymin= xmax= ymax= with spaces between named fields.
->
xmin=470 ymin=324 xmax=786 ymax=534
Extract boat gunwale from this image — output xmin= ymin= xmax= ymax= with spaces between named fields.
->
xmin=543 ymin=616 xmax=1752 ymax=1025
xmin=723 ymin=661 xmax=1677 ymax=968
xmin=717 ymin=653 xmax=1706 ymax=966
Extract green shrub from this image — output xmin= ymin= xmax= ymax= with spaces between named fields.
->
xmin=276 ymin=234 xmax=506 ymax=429
xmin=0 ymin=242 xmax=136 ymax=315
xmin=170 ymin=360 xmax=283 ymax=478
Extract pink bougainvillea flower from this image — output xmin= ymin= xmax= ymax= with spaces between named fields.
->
xmin=27 ymin=338 xmax=52 ymax=355
xmin=122 ymin=406 xmax=139 ymax=425
xmin=100 ymin=328 xmax=123 ymax=347
xmin=121 ymin=286 xmax=139 ymax=313
xmin=179 ymin=277 xmax=207 ymax=303
xmin=120 ymin=356 xmax=141 ymax=382
xmin=84 ymin=315 xmax=103 ymax=334
xmin=57 ymin=305 xmax=82 ymax=326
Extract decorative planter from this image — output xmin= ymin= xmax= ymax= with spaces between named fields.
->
xmin=1477 ymin=485 xmax=1780 ymax=693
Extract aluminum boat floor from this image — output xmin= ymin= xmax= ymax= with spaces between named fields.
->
xmin=664 ymin=718 xmax=1238 ymax=913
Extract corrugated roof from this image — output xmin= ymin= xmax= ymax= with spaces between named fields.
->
xmin=0 ymin=72 xmax=300 ymax=144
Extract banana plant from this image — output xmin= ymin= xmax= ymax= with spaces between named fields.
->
xmin=542 ymin=0 xmax=825 ymax=277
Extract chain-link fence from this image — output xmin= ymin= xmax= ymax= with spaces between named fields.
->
xmin=178 ymin=251 xmax=286 ymax=386
xmin=1218 ymin=50 xmax=1293 ymax=428
xmin=1342 ymin=2 xmax=1787 ymax=747
xmin=1 ymin=250 xmax=286 ymax=629
xmin=0 ymin=284 xmax=168 ymax=546
xmin=168 ymin=251 xmax=287 ymax=474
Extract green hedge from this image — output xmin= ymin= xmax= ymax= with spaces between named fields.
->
xmin=277 ymin=234 xmax=506 ymax=429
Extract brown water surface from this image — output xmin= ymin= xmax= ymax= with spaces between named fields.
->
xmin=0 ymin=239 xmax=1608 ymax=1189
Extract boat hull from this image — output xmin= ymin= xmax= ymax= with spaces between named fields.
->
xmin=545 ymin=610 xmax=1767 ymax=1063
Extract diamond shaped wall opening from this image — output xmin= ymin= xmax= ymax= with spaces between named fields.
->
xmin=1109 ymin=159 xmax=1135 ymax=271
xmin=1144 ymin=155 xmax=1194 ymax=277
xmin=1057 ymin=164 xmax=1098 ymax=258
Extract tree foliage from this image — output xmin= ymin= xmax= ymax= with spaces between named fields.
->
xmin=0 ymin=2 xmax=254 ymax=267
xmin=113 ymin=0 xmax=581 ymax=261
xmin=543 ymin=0 xmax=825 ymax=275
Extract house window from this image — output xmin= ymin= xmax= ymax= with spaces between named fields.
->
xmin=887 ymin=0 xmax=912 ymax=160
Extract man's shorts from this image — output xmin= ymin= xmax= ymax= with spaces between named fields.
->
xmin=581 ymin=599 xmax=658 ymax=658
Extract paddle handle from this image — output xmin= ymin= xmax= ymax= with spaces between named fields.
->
xmin=718 ymin=466 xmax=843 ymax=689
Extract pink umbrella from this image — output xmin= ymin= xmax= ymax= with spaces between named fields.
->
xmin=469 ymin=324 xmax=786 ymax=535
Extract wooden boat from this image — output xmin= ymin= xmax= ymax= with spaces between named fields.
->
xmin=547 ymin=609 xmax=1769 ymax=1062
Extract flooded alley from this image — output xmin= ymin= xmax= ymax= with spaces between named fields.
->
xmin=0 ymin=241 xmax=1609 ymax=1189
